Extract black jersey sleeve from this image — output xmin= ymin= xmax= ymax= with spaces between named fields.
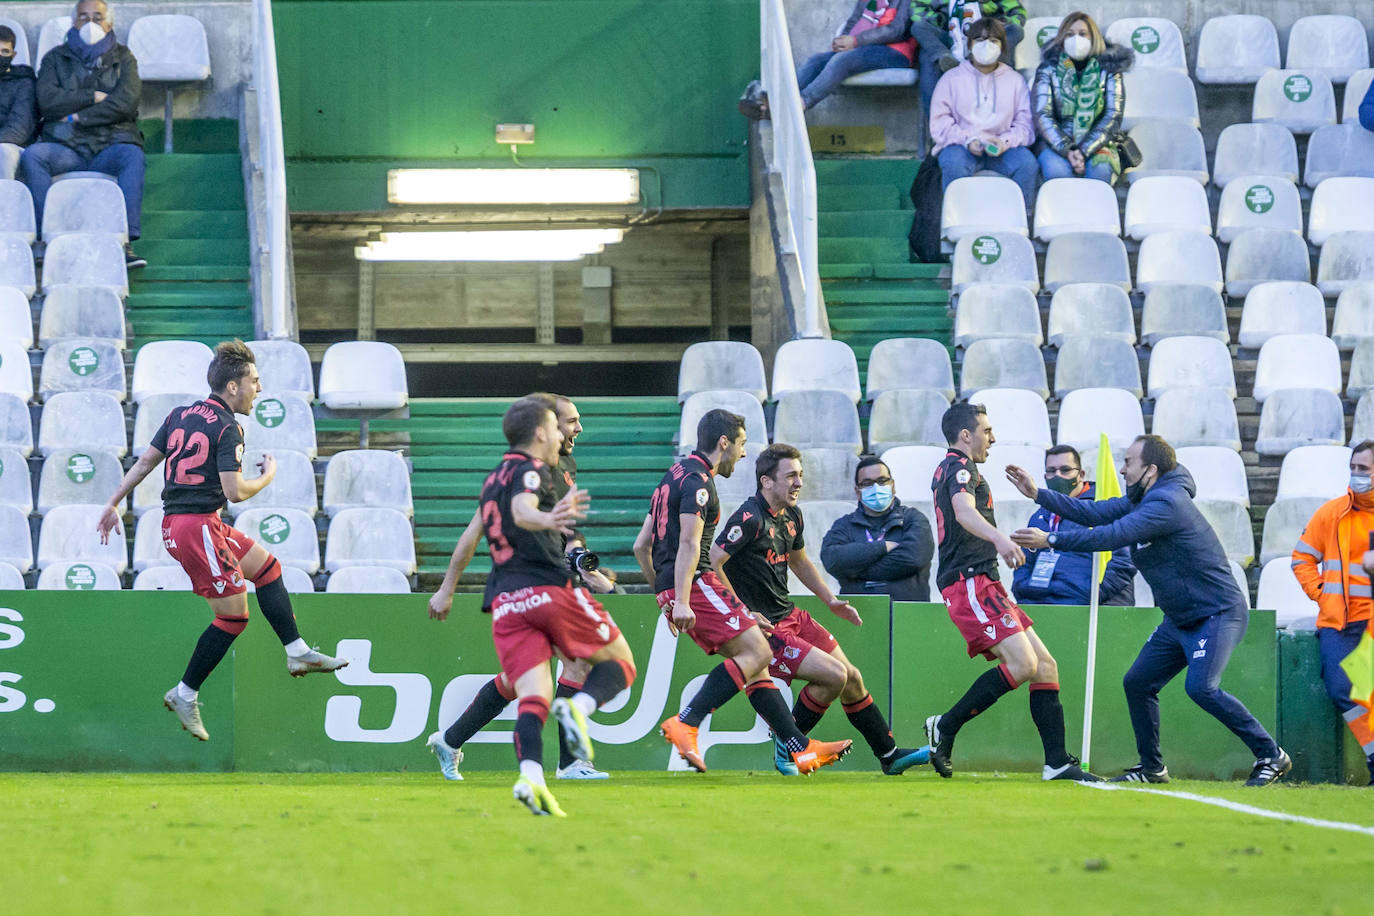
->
xmin=515 ymin=461 xmax=551 ymax=499
xmin=215 ymin=422 xmax=245 ymax=473
xmin=714 ymin=505 xmax=763 ymax=556
xmin=792 ymin=510 xmax=805 ymax=551
xmin=941 ymin=461 xmax=977 ymax=499
xmin=676 ymin=474 xmax=713 ymax=519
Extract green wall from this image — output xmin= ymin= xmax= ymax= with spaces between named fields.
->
xmin=274 ymin=1 xmax=758 ymax=211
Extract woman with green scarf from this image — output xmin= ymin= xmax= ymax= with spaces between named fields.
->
xmin=1031 ymin=12 xmax=1133 ymax=183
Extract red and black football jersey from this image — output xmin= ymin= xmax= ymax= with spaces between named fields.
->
xmin=479 ymin=450 xmax=569 ymax=610
xmin=714 ymin=493 xmax=803 ymax=624
xmin=932 ymin=448 xmax=999 ymax=590
xmin=149 ymin=394 xmax=245 ymax=515
xmin=647 ymin=452 xmax=719 ymax=594
xmin=551 ymin=453 xmax=579 ymax=546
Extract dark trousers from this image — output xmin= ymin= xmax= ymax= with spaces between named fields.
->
xmin=1317 ymin=621 xmax=1366 ymax=714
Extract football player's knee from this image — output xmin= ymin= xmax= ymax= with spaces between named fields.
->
xmin=843 ymin=662 xmax=865 ymax=693
xmin=1004 ymin=655 xmax=1037 ymax=685
xmin=212 ymin=615 xmax=249 ymax=635
xmin=1035 ymin=655 xmax=1059 ymax=683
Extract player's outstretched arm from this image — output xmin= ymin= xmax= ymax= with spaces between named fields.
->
xmin=96 ymin=446 xmax=165 ymax=543
xmin=670 ymin=514 xmax=703 ymax=632
xmin=429 ymin=509 xmax=482 ymax=621
xmin=632 ymin=514 xmax=656 ymax=585
xmin=951 ymin=490 xmax=1025 ymax=569
xmin=787 ymin=548 xmax=861 ymax=626
xmin=221 ymin=452 xmax=277 ymax=503
xmin=512 ymin=488 xmax=587 ymax=535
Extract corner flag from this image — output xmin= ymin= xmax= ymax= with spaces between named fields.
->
xmin=1093 ymin=434 xmax=1122 ymax=582
xmin=1081 ymin=433 xmax=1121 ymax=768
xmin=1341 ymin=626 xmax=1374 ymax=729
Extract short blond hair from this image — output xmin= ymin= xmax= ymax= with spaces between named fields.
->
xmin=1048 ymin=11 xmax=1106 ymax=59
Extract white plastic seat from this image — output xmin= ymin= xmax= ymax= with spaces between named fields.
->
xmin=133 ymin=566 xmax=193 ymax=591
xmin=40 ymin=233 xmax=127 ymax=296
xmin=941 ymin=176 xmax=1028 ymax=242
xmin=131 ymin=393 xmax=198 ymax=457
xmin=968 ymin=388 xmax=1051 ymax=449
xmin=772 ymin=338 xmax=861 ymax=403
xmin=0 ymin=392 xmax=33 ymax=455
xmin=0 ymin=445 xmax=31 ymax=512
xmin=1237 ymin=283 xmax=1326 ymax=348
xmin=1120 ymin=70 xmax=1200 ymax=129
xmin=1122 ymin=121 xmax=1208 ymax=184
xmin=0 ymin=560 xmax=24 ymax=589
xmin=1195 ymin=499 xmax=1255 ymax=567
xmin=1256 ymin=558 xmax=1320 ymax=628
xmin=37 ymin=340 xmax=125 ymax=402
xmin=1350 ymin=391 xmax=1374 ymax=443
xmin=1033 ymin=178 xmax=1120 ymax=240
xmin=678 ymin=390 xmax=768 ymax=454
xmin=37 ymin=286 xmax=125 ymax=348
xmin=677 ymin=341 xmax=767 ymax=402
xmin=36 ymin=562 xmax=121 ymax=590
xmin=1216 ymin=178 xmax=1303 ymax=243
xmin=1212 ymin=124 xmax=1300 ymax=188
xmin=1260 ymin=497 xmax=1327 ymax=564
xmin=1253 ymin=334 xmax=1341 ymax=402
xmin=0 ymin=287 xmax=29 ymax=348
xmin=772 ymin=390 xmax=862 ymax=453
xmin=1105 ymin=18 xmax=1186 ymax=73
xmin=0 ymin=180 xmax=36 ymax=241
xmin=1276 ymin=445 xmax=1353 ymax=501
xmin=35 ymin=17 xmax=71 ymax=70
xmin=277 ymin=565 xmax=316 ymax=594
xmin=1043 ymin=232 xmax=1131 ymax=292
xmin=1176 ymin=447 xmax=1250 ymax=506
xmin=128 ymin=15 xmax=213 ymax=154
xmin=1016 ymin=17 xmax=1064 ymax=73
xmin=1057 ymin=388 xmax=1145 ymax=455
xmin=1124 ymin=176 xmax=1212 ymax=239
xmin=1305 ymin=124 xmax=1374 ymax=187
xmin=227 ymin=449 xmax=318 ymax=518
xmin=1151 ymin=388 xmax=1241 ymax=450
xmin=715 ymin=447 xmax=761 ymax=512
xmin=318 ymin=341 xmax=408 ymax=410
xmin=246 ymin=339 xmax=316 ymax=403
xmin=950 ymin=232 xmax=1038 ymax=294
xmin=866 ymin=338 xmax=954 ymax=401
xmin=130 ymin=340 xmax=212 ymax=404
xmin=234 ymin=507 xmax=321 ymax=574
xmin=1344 ymin=69 xmax=1374 ymax=123
xmin=1136 ymin=231 xmax=1222 ymax=294
xmin=1140 ymin=285 xmax=1228 ymax=346
xmin=982 ymin=445 xmax=1046 ymax=502
xmin=0 ymin=18 xmax=31 ymax=68
xmin=954 ymin=284 xmax=1041 ymax=348
xmin=867 ymin=389 xmax=950 ymax=453
xmin=882 ymin=445 xmax=948 ymax=503
xmin=324 ymin=507 xmax=416 ymax=574
xmin=323 ymin=449 xmax=413 ymax=517
xmin=36 ymin=449 xmax=122 ymax=515
xmin=131 ymin=508 xmax=176 ymax=572
xmin=132 ymin=463 xmax=164 ymax=517
xmin=241 ymin=394 xmax=318 ymax=459
xmin=0 ymin=504 xmax=30 ymax=572
xmin=1047 ymin=285 xmax=1135 ymax=347
xmin=327 ymin=566 xmax=411 ymax=594
xmin=1333 ymin=284 xmax=1374 ymax=349
xmin=0 ymin=339 xmax=31 ymax=403
xmin=1147 ymin=337 xmax=1236 ymax=398
xmin=841 ymin=69 xmax=916 ymax=87
xmin=959 ymin=339 xmax=1048 ymax=399
xmin=798 ymin=448 xmax=858 ymax=501
xmin=1252 ymin=69 xmax=1337 ymax=134
xmin=1053 ymin=337 xmax=1142 ymax=398
xmin=1317 ymin=231 xmax=1374 ymax=295
xmin=41 ymin=178 xmax=128 ymax=241
xmin=1343 ymin=339 xmax=1374 ymax=400
xmin=0 ymin=233 xmax=35 ymax=297
xmin=1255 ymin=389 xmax=1346 ymax=455
xmin=37 ymin=504 xmax=127 ymax=572
xmin=1286 ymin=15 xmax=1370 ymax=84
xmin=1196 ymin=15 xmax=1281 ymax=84
xmin=1309 ymin=177 xmax=1374 ymax=246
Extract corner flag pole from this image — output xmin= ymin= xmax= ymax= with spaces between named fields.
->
xmin=1082 ymin=433 xmax=1121 ymax=770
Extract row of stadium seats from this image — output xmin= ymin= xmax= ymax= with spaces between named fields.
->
xmin=0 ymin=13 xmax=208 ymax=77
xmin=0 ymin=178 xmax=132 ymax=242
xmin=0 ymin=560 xmax=411 ymax=594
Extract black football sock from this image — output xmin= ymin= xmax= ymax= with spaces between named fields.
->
xmin=513 ymin=696 xmax=549 ymax=767
xmin=745 ymin=681 xmax=809 ymax=754
xmin=679 ymin=659 xmax=745 ymax=728
xmin=791 ymin=684 xmax=830 ymax=735
xmin=554 ymin=681 xmax=579 ymax=768
xmin=444 ymin=677 xmax=511 ymax=750
xmin=180 ymin=623 xmax=239 ymax=690
xmin=942 ymin=665 xmax=1018 ymax=737
xmin=1029 ymin=684 xmax=1072 ymax=768
xmin=578 ymin=659 xmax=630 ymax=707
xmin=253 ymin=574 xmax=302 ymax=646
xmin=844 ymin=693 xmax=898 ymax=758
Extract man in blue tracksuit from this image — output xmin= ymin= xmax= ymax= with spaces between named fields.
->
xmin=1007 ymin=434 xmax=1291 ymax=786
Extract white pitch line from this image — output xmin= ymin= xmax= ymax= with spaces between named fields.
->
xmin=1082 ymin=781 xmax=1374 ymax=838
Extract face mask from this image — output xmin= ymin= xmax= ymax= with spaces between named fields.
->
xmin=0 ymin=57 xmax=10 ymax=74
xmin=79 ymin=21 xmax=106 ymax=46
xmin=859 ymin=483 xmax=894 ymax=512
xmin=1046 ymin=475 xmax=1078 ymax=495
xmin=971 ymin=40 xmax=1001 ymax=66
xmin=1351 ymin=475 xmax=1373 ymax=494
xmin=1064 ymin=35 xmax=1092 ymax=61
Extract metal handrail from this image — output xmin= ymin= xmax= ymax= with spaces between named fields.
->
xmin=252 ymin=0 xmax=290 ymax=339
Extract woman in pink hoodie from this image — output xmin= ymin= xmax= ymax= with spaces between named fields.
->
xmin=927 ymin=17 xmax=1038 ymax=215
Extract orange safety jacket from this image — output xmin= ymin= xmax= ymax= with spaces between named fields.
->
xmin=1292 ymin=489 xmax=1374 ymax=630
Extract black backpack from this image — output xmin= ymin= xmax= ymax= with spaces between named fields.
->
xmin=907 ymin=152 xmax=944 ymax=263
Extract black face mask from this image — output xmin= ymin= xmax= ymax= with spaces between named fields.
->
xmin=1045 ymin=475 xmax=1078 ymax=495
xmin=1126 ymin=468 xmax=1153 ymax=503
xmin=0 ymin=57 xmax=11 ymax=75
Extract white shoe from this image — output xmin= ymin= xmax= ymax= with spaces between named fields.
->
xmin=556 ymin=759 xmax=610 ymax=780
xmin=163 ymin=688 xmax=209 ymax=741
xmin=287 ymin=648 xmax=349 ymax=677
xmin=551 ymin=697 xmax=594 ymax=763
xmin=426 ymin=731 xmax=464 ymax=781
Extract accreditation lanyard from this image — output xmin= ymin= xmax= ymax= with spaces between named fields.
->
xmin=1027 ymin=513 xmax=1061 ymax=588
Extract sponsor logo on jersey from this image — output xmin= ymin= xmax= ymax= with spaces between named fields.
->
xmin=523 ymin=470 xmax=541 ymax=491
xmin=783 ymin=646 xmax=802 ymax=660
xmin=491 ymin=587 xmax=553 ymax=620
xmin=1001 ymin=613 xmax=1016 ymax=629
xmin=726 ymin=525 xmax=743 ymax=543
xmin=983 ymin=624 xmax=997 ymax=640
xmin=235 ymin=443 xmax=244 ymax=465
xmin=1192 ymin=649 xmax=1207 ymax=659
xmin=785 ymin=520 xmax=796 ymax=538
xmin=695 ymin=488 xmax=709 ymax=507
xmin=956 ymin=469 xmax=971 ymax=485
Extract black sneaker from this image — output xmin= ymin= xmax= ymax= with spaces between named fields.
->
xmin=924 ymin=714 xmax=954 ymax=778
xmin=1244 ymin=748 xmax=1292 ymax=787
xmin=1044 ymin=754 xmax=1103 ymax=782
xmin=880 ymin=746 xmax=931 ymax=776
xmin=124 ymin=243 xmax=147 ymax=269
xmin=1109 ymin=764 xmax=1170 ymax=783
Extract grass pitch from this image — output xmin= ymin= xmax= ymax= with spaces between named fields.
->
xmin=3 ymin=770 xmax=1371 ymax=914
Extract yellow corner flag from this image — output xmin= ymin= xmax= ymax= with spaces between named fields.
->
xmin=1093 ymin=433 xmax=1121 ymax=582
xmin=1340 ymin=626 xmax=1374 ymax=725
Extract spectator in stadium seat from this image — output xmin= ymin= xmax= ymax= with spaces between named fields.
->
xmin=796 ymin=1 xmax=916 ymax=111
xmin=0 ymin=26 xmax=37 ymax=181
xmin=1293 ymin=440 xmax=1374 ymax=785
xmin=1360 ymin=78 xmax=1374 ymax=132
xmin=909 ymin=0 xmax=1027 ymax=117
xmin=820 ymin=455 xmax=934 ymax=601
xmin=1010 ymin=445 xmax=1135 ymax=606
xmin=21 ymin=0 xmax=146 ymax=268
xmin=928 ymin=17 xmax=1038 ymax=215
xmin=1031 ymin=12 xmax=1131 ymax=184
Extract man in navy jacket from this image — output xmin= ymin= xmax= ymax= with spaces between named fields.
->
xmin=821 ymin=455 xmax=934 ymax=601
xmin=1007 ymin=434 xmax=1290 ymax=787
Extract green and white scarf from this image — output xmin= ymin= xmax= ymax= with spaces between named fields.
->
xmin=1055 ymin=54 xmax=1120 ymax=172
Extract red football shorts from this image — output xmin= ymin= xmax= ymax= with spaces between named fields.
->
xmin=766 ymin=606 xmax=838 ymax=684
xmin=655 ymin=571 xmax=758 ymax=655
xmin=162 ymin=512 xmax=254 ymax=600
xmin=940 ymin=573 xmax=1035 ymax=660
xmin=490 ymin=584 xmax=621 ymax=683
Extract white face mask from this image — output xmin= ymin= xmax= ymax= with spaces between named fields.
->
xmin=971 ymin=40 xmax=1001 ymax=67
xmin=1064 ymin=35 xmax=1092 ymax=61
xmin=78 ymin=21 xmax=106 ymax=46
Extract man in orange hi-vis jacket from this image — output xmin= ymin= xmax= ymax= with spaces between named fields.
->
xmin=1292 ymin=440 xmax=1374 ymax=785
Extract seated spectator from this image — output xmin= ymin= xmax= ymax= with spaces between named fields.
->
xmin=929 ymin=17 xmax=1038 ymax=216
xmin=0 ymin=26 xmax=36 ymax=181
xmin=1031 ymin=12 xmax=1131 ymax=184
xmin=1011 ymin=445 xmax=1135 ymax=606
xmin=20 ymin=0 xmax=146 ymax=268
xmin=909 ymin=0 xmax=1027 ymax=117
xmin=1361 ymin=76 xmax=1374 ymax=133
xmin=820 ymin=455 xmax=934 ymax=601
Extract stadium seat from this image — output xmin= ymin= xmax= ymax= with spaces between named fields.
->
xmin=131 ymin=509 xmax=176 ymax=572
xmin=323 ymin=449 xmax=413 ymax=517
xmin=0 ymin=233 xmax=35 ymax=298
xmin=0 ymin=560 xmax=24 ymax=589
xmin=326 ymin=565 xmax=411 ymax=594
xmin=1053 ymin=337 xmax=1142 ymax=399
xmin=678 ymin=390 xmax=768 ymax=454
xmin=1176 ymin=446 xmax=1250 ymax=506
xmin=1317 ymin=231 xmax=1374 ymax=295
xmin=37 ymin=339 xmax=125 ymax=402
xmin=799 ymin=448 xmax=858 ymax=502
xmin=982 ymin=445 xmax=1044 ymax=502
xmin=1252 ymin=69 xmax=1336 ymax=134
xmin=1332 ymin=284 xmax=1374 ymax=349
xmin=1135 ymin=231 xmax=1222 ymax=294
xmin=1056 ymin=388 xmax=1145 ymax=455
xmin=0 ymin=18 xmax=30 ymax=69
xmin=0 ymin=181 xmax=35 ymax=241
xmin=1152 ymin=561 xmax=1250 ymax=609
xmin=1345 ymin=69 xmax=1374 ymax=122
xmin=1195 ymin=499 xmax=1255 ymax=566
xmin=1195 ymin=15 xmax=1281 ymax=84
xmin=1275 ymin=445 xmax=1352 ymax=501
xmin=840 ymin=68 xmax=916 ymax=87
xmin=324 ymin=507 xmax=416 ymax=574
xmin=36 ymin=561 xmax=121 ymax=591
xmin=1047 ymin=285 xmax=1135 ymax=347
xmin=276 ymin=565 xmax=317 ymax=594
xmin=0 ymin=445 xmax=31 ymax=513
xmin=37 ymin=286 xmax=126 ymax=348
xmin=127 ymin=15 xmax=213 ymax=152
xmin=715 ymin=448 xmax=759 ymax=512
xmin=1212 ymin=124 xmax=1300 ymax=188
xmin=789 ymin=561 xmax=841 ymax=599
xmin=318 ymin=341 xmax=408 ymax=410
xmin=0 ymin=504 xmax=30 ymax=572
xmin=1124 ymin=176 xmax=1212 ymax=239
xmin=37 ymin=395 xmax=127 ymax=469
xmin=1015 ymin=17 xmax=1063 ymax=74
xmin=233 ymin=508 xmax=321 ymax=574
xmin=41 ymin=178 xmax=127 ymax=241
xmin=1120 ymin=70 xmax=1199 ymax=129
xmin=0 ymin=339 xmax=32 ymax=402
xmin=794 ymin=500 xmax=853 ymax=576
xmin=1216 ymin=177 xmax=1303 ymax=243
xmin=1122 ymin=121 xmax=1208 ymax=184
xmin=0 ymin=286 xmax=29 ymax=348
xmin=991 ymin=497 xmax=1037 ymax=543
xmin=950 ymin=232 xmax=1039 ymax=294
xmin=241 ymin=393 xmax=317 ymax=459
xmin=1043 ymin=232 xmax=1131 ymax=293
xmin=37 ymin=504 xmax=127 ymax=573
xmin=1033 ymin=178 xmax=1120 ymax=240
xmin=1147 ymin=337 xmax=1236 ymax=398
xmin=247 ymin=339 xmax=316 ymax=403
xmin=1351 ymin=391 xmax=1374 ymax=443
xmin=1304 ymin=124 xmax=1374 ymax=187
xmin=130 ymin=340 xmax=212 ymax=404
xmin=1140 ymin=285 xmax=1228 ymax=346
xmin=1309 ymin=177 xmax=1374 ymax=246
xmin=941 ymin=176 xmax=1028 ymax=242
xmin=34 ymin=17 xmax=70 ymax=69
xmin=1285 ymin=15 xmax=1369 ymax=84
xmin=1252 ymin=334 xmax=1341 ymax=402
xmin=0 ymin=392 xmax=33 ymax=456
xmin=881 ymin=445 xmax=947 ymax=503
xmin=1343 ymin=339 xmax=1374 ymax=399
xmin=959 ymin=339 xmax=1048 ymax=399
xmin=967 ymin=388 xmax=1051 ymax=449
xmin=36 ymin=449 xmax=122 ymax=515
xmin=130 ymin=393 xmax=197 ymax=457
xmin=772 ymin=338 xmax=861 ymax=403
xmin=772 ymin=390 xmax=862 ymax=453
xmin=953 ymin=284 xmax=1042 ymax=348
xmin=866 ymin=338 xmax=954 ymax=401
xmin=1238 ymin=282 xmax=1326 ymax=348
xmin=1256 ymin=558 xmax=1319 ymax=628
xmin=867 ymin=389 xmax=949 ymax=454
xmin=1105 ymin=18 xmax=1186 ymax=72
xmin=1255 ymin=388 xmax=1346 ymax=455
xmin=1260 ymin=497 xmax=1326 ymax=563
xmin=677 ymin=341 xmax=767 ymax=403
xmin=227 ymin=449 xmax=318 ymax=518
xmin=40 ymin=232 xmax=127 ymax=296
xmin=133 ymin=566 xmax=193 ymax=591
